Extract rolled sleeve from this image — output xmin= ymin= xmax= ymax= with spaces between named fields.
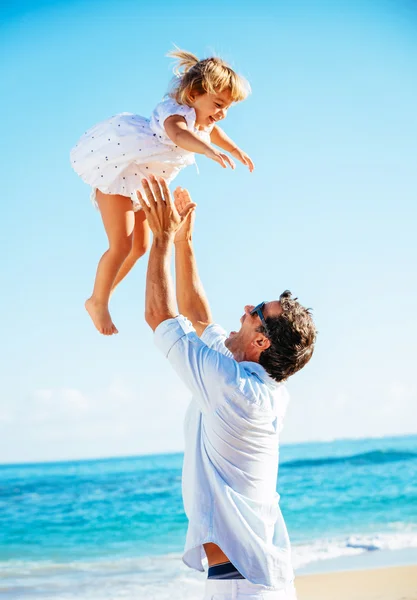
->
xmin=154 ymin=315 xmax=241 ymax=414
xmin=154 ymin=316 xmax=196 ymax=357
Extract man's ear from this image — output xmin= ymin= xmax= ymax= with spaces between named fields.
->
xmin=253 ymin=335 xmax=271 ymax=351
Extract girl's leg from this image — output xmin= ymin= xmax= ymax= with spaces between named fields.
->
xmin=85 ymin=191 xmax=135 ymax=335
xmin=110 ymin=208 xmax=150 ymax=293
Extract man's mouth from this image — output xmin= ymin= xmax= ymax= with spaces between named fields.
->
xmin=209 ymin=116 xmax=216 ymax=124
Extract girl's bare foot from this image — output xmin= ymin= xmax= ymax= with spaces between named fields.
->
xmin=85 ymin=298 xmax=118 ymax=335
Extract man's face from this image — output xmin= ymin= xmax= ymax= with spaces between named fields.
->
xmin=224 ymin=301 xmax=283 ymax=362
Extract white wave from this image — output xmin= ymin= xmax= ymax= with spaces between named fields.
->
xmin=0 ymin=554 xmax=206 ymax=600
xmin=1 ymin=529 xmax=417 ymax=599
xmin=291 ymin=528 xmax=417 ymax=570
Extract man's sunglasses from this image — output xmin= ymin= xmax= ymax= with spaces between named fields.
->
xmin=250 ymin=302 xmax=270 ymax=337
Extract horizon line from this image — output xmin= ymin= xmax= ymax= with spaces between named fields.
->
xmin=1 ymin=431 xmax=416 ymax=468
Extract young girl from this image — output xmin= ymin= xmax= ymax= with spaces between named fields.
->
xmin=70 ymin=49 xmax=253 ymax=336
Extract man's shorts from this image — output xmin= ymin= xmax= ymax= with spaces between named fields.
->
xmin=203 ymin=578 xmax=298 ymax=599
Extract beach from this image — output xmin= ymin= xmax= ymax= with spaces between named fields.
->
xmin=1 ymin=436 xmax=416 ymax=599
xmin=296 ymin=564 xmax=417 ymax=600
xmin=2 ymin=561 xmax=417 ymax=599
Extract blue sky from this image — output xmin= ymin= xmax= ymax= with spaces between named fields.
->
xmin=1 ymin=0 xmax=416 ymax=463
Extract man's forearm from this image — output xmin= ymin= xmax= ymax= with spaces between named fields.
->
xmin=145 ymin=235 xmax=177 ymax=331
xmin=175 ymin=239 xmax=212 ymax=333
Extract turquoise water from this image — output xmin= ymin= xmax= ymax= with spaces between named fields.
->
xmin=1 ymin=435 xmax=416 ymax=598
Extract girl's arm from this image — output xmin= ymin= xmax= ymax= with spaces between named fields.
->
xmin=164 ymin=115 xmax=235 ymax=169
xmin=210 ymin=125 xmax=237 ymax=153
xmin=210 ymin=126 xmax=254 ymax=172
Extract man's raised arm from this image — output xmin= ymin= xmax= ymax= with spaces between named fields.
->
xmin=137 ymin=177 xmax=194 ymax=332
xmin=173 ymin=187 xmax=213 ymax=337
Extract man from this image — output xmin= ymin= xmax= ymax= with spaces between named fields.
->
xmin=138 ymin=176 xmax=317 ymax=600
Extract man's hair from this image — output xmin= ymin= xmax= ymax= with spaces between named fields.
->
xmin=258 ymin=291 xmax=317 ymax=382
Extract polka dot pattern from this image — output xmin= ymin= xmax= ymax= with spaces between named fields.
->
xmin=70 ymin=98 xmax=211 ymax=212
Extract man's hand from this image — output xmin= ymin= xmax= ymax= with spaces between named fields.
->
xmin=137 ymin=176 xmax=196 ymax=239
xmin=231 ymin=147 xmax=254 ymax=172
xmin=174 ymin=187 xmax=196 ymax=244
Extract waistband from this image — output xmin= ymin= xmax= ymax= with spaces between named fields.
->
xmin=207 ymin=561 xmax=245 ymax=580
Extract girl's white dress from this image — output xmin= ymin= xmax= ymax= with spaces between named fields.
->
xmin=70 ymin=98 xmax=211 ymax=211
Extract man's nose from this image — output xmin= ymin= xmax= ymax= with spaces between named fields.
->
xmin=218 ymin=108 xmax=227 ymax=120
xmin=244 ymin=305 xmax=254 ymax=314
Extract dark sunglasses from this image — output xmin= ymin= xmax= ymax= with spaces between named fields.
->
xmin=250 ymin=301 xmax=270 ymax=337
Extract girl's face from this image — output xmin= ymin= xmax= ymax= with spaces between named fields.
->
xmin=189 ymin=89 xmax=233 ymax=128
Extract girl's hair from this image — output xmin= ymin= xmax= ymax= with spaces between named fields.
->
xmin=167 ymin=48 xmax=250 ymax=105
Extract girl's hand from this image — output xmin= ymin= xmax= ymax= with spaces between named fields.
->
xmin=231 ymin=147 xmax=255 ymax=172
xmin=204 ymin=147 xmax=235 ymax=169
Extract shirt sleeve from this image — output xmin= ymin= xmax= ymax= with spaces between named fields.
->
xmin=150 ymin=98 xmax=196 ymax=139
xmin=154 ymin=316 xmax=245 ymax=414
xmin=200 ymin=323 xmax=233 ymax=358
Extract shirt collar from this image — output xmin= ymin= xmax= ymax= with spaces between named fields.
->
xmin=240 ymin=361 xmax=279 ymax=389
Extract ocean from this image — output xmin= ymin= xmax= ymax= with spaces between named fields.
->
xmin=1 ymin=434 xmax=416 ymax=599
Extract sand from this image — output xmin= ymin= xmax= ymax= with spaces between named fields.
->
xmin=295 ymin=564 xmax=417 ymax=600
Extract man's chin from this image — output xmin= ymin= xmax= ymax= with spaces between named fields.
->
xmin=225 ymin=332 xmax=236 ymax=350
xmin=225 ymin=335 xmax=234 ymax=349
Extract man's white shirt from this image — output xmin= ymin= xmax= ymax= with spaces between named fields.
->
xmin=154 ymin=316 xmax=294 ymax=590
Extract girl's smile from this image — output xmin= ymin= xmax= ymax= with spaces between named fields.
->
xmin=190 ymin=89 xmax=232 ymax=128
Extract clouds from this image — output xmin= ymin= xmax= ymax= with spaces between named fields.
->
xmin=0 ymin=377 xmax=191 ymax=463
xmin=32 ymin=388 xmax=89 ymax=423
xmin=1 ymin=372 xmax=415 ymax=464
xmin=282 ymin=377 xmax=417 ymax=444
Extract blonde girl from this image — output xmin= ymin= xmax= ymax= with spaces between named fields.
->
xmin=70 ymin=49 xmax=253 ymax=335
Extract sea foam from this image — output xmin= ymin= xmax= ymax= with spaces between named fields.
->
xmin=1 ymin=529 xmax=417 ymax=599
